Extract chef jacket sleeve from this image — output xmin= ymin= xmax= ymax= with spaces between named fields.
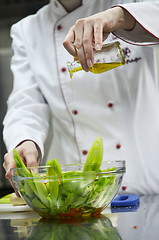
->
xmin=3 ymin=23 xmax=50 ymax=157
xmin=112 ymin=2 xmax=159 ymax=45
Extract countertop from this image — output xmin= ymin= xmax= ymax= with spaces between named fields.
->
xmin=0 ymin=194 xmax=159 ymax=240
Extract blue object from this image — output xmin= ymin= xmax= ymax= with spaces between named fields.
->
xmin=111 ymin=204 xmax=140 ymax=213
xmin=110 ymin=194 xmax=140 ymax=207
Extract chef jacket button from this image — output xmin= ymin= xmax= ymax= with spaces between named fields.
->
xmin=82 ymin=150 xmax=88 ymax=155
xmin=57 ymin=24 xmax=62 ymax=30
xmin=72 ymin=110 xmax=78 ymax=115
xmin=61 ymin=67 xmax=66 ymax=72
xmin=107 ymin=102 xmax=113 ymax=108
xmin=116 ymin=144 xmax=121 ymax=149
xmin=122 ymin=186 xmax=127 ymax=191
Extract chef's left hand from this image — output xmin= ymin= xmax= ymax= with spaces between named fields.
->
xmin=3 ymin=140 xmax=40 ymax=196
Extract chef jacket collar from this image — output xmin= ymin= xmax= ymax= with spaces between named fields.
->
xmin=50 ymin=0 xmax=90 ymax=19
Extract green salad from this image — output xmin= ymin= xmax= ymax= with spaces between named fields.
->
xmin=13 ymin=137 xmax=117 ymax=218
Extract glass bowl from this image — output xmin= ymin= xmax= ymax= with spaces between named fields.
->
xmin=11 ymin=161 xmax=125 ymax=219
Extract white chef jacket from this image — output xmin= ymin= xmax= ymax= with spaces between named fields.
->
xmin=3 ymin=0 xmax=159 ymax=194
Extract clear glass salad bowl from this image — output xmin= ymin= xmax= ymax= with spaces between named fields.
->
xmin=11 ymin=161 xmax=125 ymax=219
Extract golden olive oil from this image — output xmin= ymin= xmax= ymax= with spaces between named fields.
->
xmin=90 ymin=62 xmax=124 ymax=73
xmin=69 ymin=66 xmax=83 ymax=78
xmin=69 ymin=61 xmax=125 ymax=78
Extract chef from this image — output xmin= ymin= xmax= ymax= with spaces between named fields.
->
xmin=3 ymin=0 xmax=159 ymax=194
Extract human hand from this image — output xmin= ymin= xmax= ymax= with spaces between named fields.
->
xmin=3 ymin=140 xmax=40 ymax=196
xmin=63 ymin=7 xmax=135 ymax=71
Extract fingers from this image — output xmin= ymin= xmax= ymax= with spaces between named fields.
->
xmin=63 ymin=15 xmax=104 ymax=72
xmin=63 ymin=26 xmax=76 ymax=56
xmin=17 ymin=141 xmax=39 ymax=168
xmin=3 ymin=151 xmax=20 ymax=196
xmin=74 ymin=19 xmax=87 ymax=71
xmin=3 ymin=140 xmax=39 ymax=194
xmin=3 ymin=151 xmax=15 ymax=179
xmin=74 ymin=19 xmax=94 ymax=71
xmin=94 ymin=18 xmax=104 ymax=51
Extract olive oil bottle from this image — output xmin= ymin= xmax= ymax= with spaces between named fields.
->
xmin=67 ymin=41 xmax=125 ymax=78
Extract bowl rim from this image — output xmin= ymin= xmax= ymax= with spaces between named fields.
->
xmin=11 ymin=160 xmax=126 ymax=181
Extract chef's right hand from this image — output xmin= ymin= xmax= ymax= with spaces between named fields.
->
xmin=3 ymin=140 xmax=40 ymax=196
xmin=63 ymin=7 xmax=135 ymax=72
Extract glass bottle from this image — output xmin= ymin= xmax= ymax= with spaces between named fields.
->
xmin=67 ymin=41 xmax=125 ymax=78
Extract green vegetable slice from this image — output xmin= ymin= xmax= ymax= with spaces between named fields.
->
xmin=46 ymin=159 xmax=63 ymax=200
xmin=13 ymin=149 xmax=50 ymax=208
xmin=83 ymin=136 xmax=103 ymax=172
xmin=13 ymin=149 xmax=32 ymax=177
xmin=0 ymin=194 xmax=11 ymax=204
